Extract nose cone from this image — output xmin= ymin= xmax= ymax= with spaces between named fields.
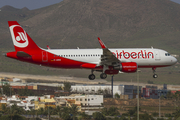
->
xmin=171 ymin=56 xmax=177 ymax=65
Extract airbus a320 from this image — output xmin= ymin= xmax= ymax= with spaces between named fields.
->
xmin=6 ymin=21 xmax=177 ymax=80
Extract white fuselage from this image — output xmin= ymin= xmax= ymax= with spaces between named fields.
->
xmin=46 ymin=48 xmax=177 ymax=68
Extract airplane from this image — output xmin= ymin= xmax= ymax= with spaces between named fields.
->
xmin=6 ymin=21 xmax=177 ymax=80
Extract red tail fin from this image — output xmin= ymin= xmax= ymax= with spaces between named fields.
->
xmin=8 ymin=21 xmax=40 ymax=51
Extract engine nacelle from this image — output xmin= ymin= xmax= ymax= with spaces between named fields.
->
xmin=113 ymin=62 xmax=137 ymax=73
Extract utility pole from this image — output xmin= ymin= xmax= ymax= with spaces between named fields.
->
xmin=137 ymin=70 xmax=141 ymax=120
xmin=111 ymin=75 xmax=114 ymax=98
xmin=10 ymin=87 xmax=12 ymax=120
xmin=159 ymin=92 xmax=161 ymax=118
xmin=88 ymin=79 xmax=89 ymax=114
xmin=48 ymin=101 xmax=49 ymax=120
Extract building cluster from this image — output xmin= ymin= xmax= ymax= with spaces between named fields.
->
xmin=0 ymin=77 xmax=69 ymax=96
xmin=0 ymin=77 xmax=178 ymax=113
xmin=71 ymin=84 xmax=169 ymax=99
xmin=0 ymin=94 xmax=103 ymax=112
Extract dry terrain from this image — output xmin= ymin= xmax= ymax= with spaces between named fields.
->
xmin=104 ymin=98 xmax=178 ymax=115
xmin=1 ymin=72 xmax=180 ymax=91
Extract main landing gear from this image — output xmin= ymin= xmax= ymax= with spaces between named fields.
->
xmin=88 ymin=74 xmax=95 ymax=80
xmin=100 ymin=73 xmax=107 ymax=79
xmin=88 ymin=70 xmax=95 ymax=80
xmin=88 ymin=70 xmax=107 ymax=80
xmin=152 ymin=67 xmax=158 ymax=78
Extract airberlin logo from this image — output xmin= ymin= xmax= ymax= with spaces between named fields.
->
xmin=112 ymin=50 xmax=154 ymax=59
xmin=16 ymin=32 xmax=27 ymax=43
xmin=10 ymin=25 xmax=29 ymax=48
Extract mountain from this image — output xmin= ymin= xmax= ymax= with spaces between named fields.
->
xmin=1 ymin=0 xmax=180 ymax=50
xmin=0 ymin=0 xmax=180 ymax=83
xmin=20 ymin=0 xmax=180 ymax=50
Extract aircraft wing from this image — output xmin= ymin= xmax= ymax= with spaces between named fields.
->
xmin=98 ymin=37 xmax=120 ymax=66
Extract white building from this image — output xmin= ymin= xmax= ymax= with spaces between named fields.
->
xmin=25 ymin=96 xmax=38 ymax=102
xmin=71 ymin=84 xmax=124 ymax=96
xmin=12 ymin=78 xmax=22 ymax=82
xmin=55 ymin=94 xmax=103 ymax=106
xmin=6 ymin=95 xmax=35 ymax=111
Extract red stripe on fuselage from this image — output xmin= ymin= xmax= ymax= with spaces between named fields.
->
xmin=8 ymin=50 xmax=169 ymax=70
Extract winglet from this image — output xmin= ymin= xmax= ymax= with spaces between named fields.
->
xmin=47 ymin=45 xmax=50 ymax=49
xmin=98 ymin=37 xmax=106 ymax=49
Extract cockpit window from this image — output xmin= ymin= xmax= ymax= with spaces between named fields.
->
xmin=165 ymin=53 xmax=170 ymax=56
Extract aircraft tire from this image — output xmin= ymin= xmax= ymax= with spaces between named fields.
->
xmin=153 ymin=74 xmax=158 ymax=78
xmin=89 ymin=74 xmax=95 ymax=80
xmin=100 ymin=73 xmax=107 ymax=79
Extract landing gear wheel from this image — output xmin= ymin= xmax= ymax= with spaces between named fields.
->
xmin=152 ymin=67 xmax=158 ymax=78
xmin=153 ymin=74 xmax=158 ymax=78
xmin=100 ymin=73 xmax=107 ymax=79
xmin=88 ymin=74 xmax=95 ymax=80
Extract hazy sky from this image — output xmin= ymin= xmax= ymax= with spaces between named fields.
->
xmin=0 ymin=0 xmax=63 ymax=10
xmin=0 ymin=0 xmax=179 ymax=10
xmin=171 ymin=0 xmax=180 ymax=4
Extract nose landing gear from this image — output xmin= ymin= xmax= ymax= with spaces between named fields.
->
xmin=152 ymin=67 xmax=158 ymax=78
xmin=153 ymin=74 xmax=158 ymax=78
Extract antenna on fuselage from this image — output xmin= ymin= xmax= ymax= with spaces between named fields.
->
xmin=151 ymin=46 xmax=153 ymax=49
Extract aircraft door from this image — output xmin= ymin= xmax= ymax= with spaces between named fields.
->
xmin=42 ymin=51 xmax=48 ymax=62
xmin=155 ymin=50 xmax=161 ymax=60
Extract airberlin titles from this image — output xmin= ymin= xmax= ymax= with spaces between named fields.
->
xmin=112 ymin=50 xmax=154 ymax=59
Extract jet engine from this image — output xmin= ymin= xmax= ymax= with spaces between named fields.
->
xmin=113 ymin=62 xmax=137 ymax=73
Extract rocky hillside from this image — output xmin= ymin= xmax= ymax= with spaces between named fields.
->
xmin=0 ymin=0 xmax=180 ymax=50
